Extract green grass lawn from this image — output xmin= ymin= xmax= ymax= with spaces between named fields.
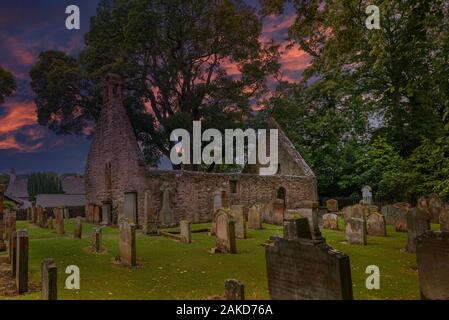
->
xmin=0 ymin=219 xmax=429 ymax=300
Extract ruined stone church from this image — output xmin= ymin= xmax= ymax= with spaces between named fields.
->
xmin=85 ymin=75 xmax=317 ymax=226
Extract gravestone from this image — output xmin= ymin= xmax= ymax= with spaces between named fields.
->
xmin=272 ymin=200 xmax=285 ymax=225
xmin=0 ymin=184 xmax=4 ymax=251
xmin=214 ymin=209 xmax=236 ymax=254
xmin=419 ymin=194 xmax=443 ymax=224
xmin=213 ymin=191 xmax=224 ymax=213
xmin=180 ymin=220 xmax=191 ymax=244
xmin=40 ymin=209 xmax=48 ymax=228
xmin=91 ymin=228 xmax=102 ymax=253
xmin=366 ymin=212 xmax=387 ymax=237
xmin=283 ymin=218 xmax=312 ymax=240
xmin=5 ymin=212 xmax=16 ymax=253
xmin=47 ymin=217 xmax=54 ymax=229
xmin=381 ymin=205 xmax=395 ymax=225
xmin=322 ymin=214 xmax=339 ymax=230
xmin=124 ymin=192 xmax=138 ymax=225
xmin=159 ymin=184 xmax=174 ymax=225
xmin=361 ymin=185 xmax=373 ymax=205
xmin=101 ymin=202 xmax=112 ymax=225
xmin=74 ymin=217 xmax=82 ymax=239
xmin=326 ymin=199 xmax=338 ymax=212
xmin=393 ymin=203 xmax=410 ymax=232
xmin=248 ymin=206 xmax=262 ymax=230
xmin=9 ymin=231 xmax=17 ymax=274
xmin=416 ymin=231 xmax=449 ymax=300
xmin=231 ymin=205 xmax=246 ymax=239
xmin=344 ymin=205 xmax=367 ymax=245
xmin=63 ymin=208 xmax=70 ymax=220
xmin=440 ymin=204 xmax=449 ymax=232
xmin=143 ymin=192 xmax=158 ymax=235
xmin=41 ymin=259 xmax=57 ymax=300
xmin=93 ymin=205 xmax=101 ymax=225
xmin=261 ymin=202 xmax=274 ymax=224
xmin=406 ymin=208 xmax=430 ymax=253
xmin=55 ymin=208 xmax=65 ymax=234
xmin=31 ymin=202 xmax=37 ymax=224
xmin=36 ymin=206 xmax=42 ymax=225
xmin=224 ymin=279 xmax=245 ymax=300
xmin=294 ymin=201 xmax=323 ymax=240
xmin=16 ymin=230 xmax=29 ymax=294
xmin=265 ymin=232 xmax=353 ymax=300
xmin=119 ymin=219 xmax=137 ymax=267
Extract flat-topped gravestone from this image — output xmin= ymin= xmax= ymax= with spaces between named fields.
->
xmin=180 ymin=220 xmax=191 ymax=244
xmin=41 ymin=259 xmax=57 ymax=300
xmin=416 ymin=231 xmax=449 ymax=300
xmin=16 ymin=230 xmax=29 ymax=294
xmin=272 ymin=200 xmax=285 ymax=225
xmin=231 ymin=205 xmax=246 ymax=239
xmin=283 ymin=218 xmax=312 ymax=240
xmin=366 ymin=212 xmax=387 ymax=237
xmin=326 ymin=199 xmax=338 ymax=212
xmin=440 ymin=205 xmax=449 ymax=232
xmin=393 ymin=203 xmax=410 ymax=232
xmin=224 ymin=279 xmax=245 ymax=300
xmin=406 ymin=208 xmax=430 ymax=253
xmin=213 ymin=209 xmax=236 ymax=254
xmin=322 ymin=214 xmax=339 ymax=230
xmin=119 ymin=219 xmax=136 ymax=267
xmin=265 ymin=236 xmax=353 ymax=300
xmin=74 ymin=217 xmax=82 ymax=239
xmin=55 ymin=208 xmax=65 ymax=234
xmin=294 ymin=201 xmax=323 ymax=240
xmin=345 ymin=206 xmax=367 ymax=245
xmin=248 ymin=206 xmax=262 ymax=230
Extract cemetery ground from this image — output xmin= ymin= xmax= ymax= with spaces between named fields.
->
xmin=0 ymin=219 xmax=439 ymax=300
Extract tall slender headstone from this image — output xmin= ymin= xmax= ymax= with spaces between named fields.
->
xmin=213 ymin=209 xmax=237 ymax=254
xmin=91 ymin=228 xmax=102 ymax=253
xmin=231 ymin=205 xmax=246 ymax=239
xmin=55 ymin=208 xmax=65 ymax=235
xmin=180 ymin=220 xmax=191 ymax=244
xmin=119 ymin=219 xmax=137 ymax=267
xmin=41 ymin=259 xmax=57 ymax=300
xmin=101 ymin=202 xmax=112 ymax=225
xmin=406 ymin=208 xmax=430 ymax=253
xmin=9 ymin=231 xmax=17 ymax=275
xmin=16 ymin=230 xmax=29 ymax=294
xmin=74 ymin=217 xmax=82 ymax=239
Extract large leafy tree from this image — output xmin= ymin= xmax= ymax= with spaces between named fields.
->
xmin=0 ymin=66 xmax=16 ymax=104
xmin=30 ymin=0 xmax=280 ymax=168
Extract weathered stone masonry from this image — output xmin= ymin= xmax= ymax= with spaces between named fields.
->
xmin=85 ymin=75 xmax=318 ymax=226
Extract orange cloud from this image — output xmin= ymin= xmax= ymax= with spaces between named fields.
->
xmin=0 ymin=101 xmax=37 ymax=135
xmin=0 ymin=134 xmax=43 ymax=152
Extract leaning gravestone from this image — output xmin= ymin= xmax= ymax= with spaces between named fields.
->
xmin=322 ymin=214 xmax=339 ymax=231
xmin=180 ymin=220 xmax=191 ymax=244
xmin=213 ymin=209 xmax=236 ymax=254
xmin=224 ymin=279 xmax=245 ymax=300
xmin=16 ymin=229 xmax=29 ymax=294
xmin=416 ymin=231 xmax=449 ymax=300
xmin=248 ymin=206 xmax=262 ymax=230
xmin=119 ymin=219 xmax=136 ymax=267
xmin=326 ymin=199 xmax=338 ymax=213
xmin=344 ymin=205 xmax=367 ymax=245
xmin=41 ymin=259 xmax=57 ymax=300
xmin=266 ymin=220 xmax=353 ymax=300
xmin=406 ymin=208 xmax=430 ymax=253
xmin=231 ymin=205 xmax=246 ymax=239
xmin=366 ymin=212 xmax=387 ymax=237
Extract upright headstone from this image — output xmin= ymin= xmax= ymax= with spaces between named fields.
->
xmin=55 ymin=208 xmax=65 ymax=235
xmin=366 ymin=212 xmax=387 ymax=237
xmin=9 ymin=231 xmax=17 ymax=274
xmin=322 ymin=214 xmax=339 ymax=230
xmin=213 ymin=209 xmax=236 ymax=254
xmin=102 ymin=202 xmax=112 ymax=226
xmin=180 ymin=220 xmax=191 ymax=244
xmin=16 ymin=230 xmax=29 ymax=294
xmin=393 ymin=203 xmax=410 ymax=232
xmin=265 ymin=235 xmax=353 ymax=300
xmin=326 ymin=199 xmax=338 ymax=213
xmin=93 ymin=205 xmax=101 ymax=225
xmin=47 ymin=217 xmax=54 ymax=230
xmin=119 ymin=219 xmax=137 ymax=267
xmin=345 ymin=205 xmax=367 ymax=245
xmin=416 ymin=231 xmax=449 ymax=300
xmin=91 ymin=228 xmax=102 ymax=253
xmin=294 ymin=201 xmax=323 ymax=240
xmin=74 ymin=217 xmax=82 ymax=239
xmin=0 ymin=184 xmax=4 ymax=251
xmin=224 ymin=279 xmax=245 ymax=300
xmin=41 ymin=259 xmax=57 ymax=300
xmin=283 ymin=218 xmax=312 ymax=240
xmin=361 ymin=185 xmax=373 ymax=205
xmin=419 ymin=194 xmax=443 ymax=224
xmin=143 ymin=191 xmax=158 ymax=235
xmin=31 ymin=202 xmax=36 ymax=223
xmin=248 ymin=206 xmax=262 ymax=230
xmin=272 ymin=200 xmax=285 ymax=225
xmin=406 ymin=208 xmax=430 ymax=253
xmin=231 ymin=205 xmax=246 ymax=239
xmin=159 ymin=184 xmax=174 ymax=225
xmin=63 ymin=207 xmax=70 ymax=220
xmin=440 ymin=204 xmax=449 ymax=232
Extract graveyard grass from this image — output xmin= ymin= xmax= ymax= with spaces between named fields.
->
xmin=1 ymin=219 xmax=437 ymax=300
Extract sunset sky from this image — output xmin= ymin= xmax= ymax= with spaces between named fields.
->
xmin=0 ymin=0 xmax=310 ymax=175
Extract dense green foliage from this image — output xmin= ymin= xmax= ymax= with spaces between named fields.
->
xmin=29 ymin=0 xmax=280 ymax=169
xmin=0 ymin=65 xmax=16 ymax=104
xmin=266 ymin=0 xmax=449 ymax=201
xmin=27 ymin=172 xmax=64 ymax=201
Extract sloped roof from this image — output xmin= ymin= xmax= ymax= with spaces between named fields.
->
xmin=61 ymin=175 xmax=85 ymax=194
xmin=6 ymin=175 xmax=29 ymax=198
xmin=36 ymin=194 xmax=86 ymax=208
